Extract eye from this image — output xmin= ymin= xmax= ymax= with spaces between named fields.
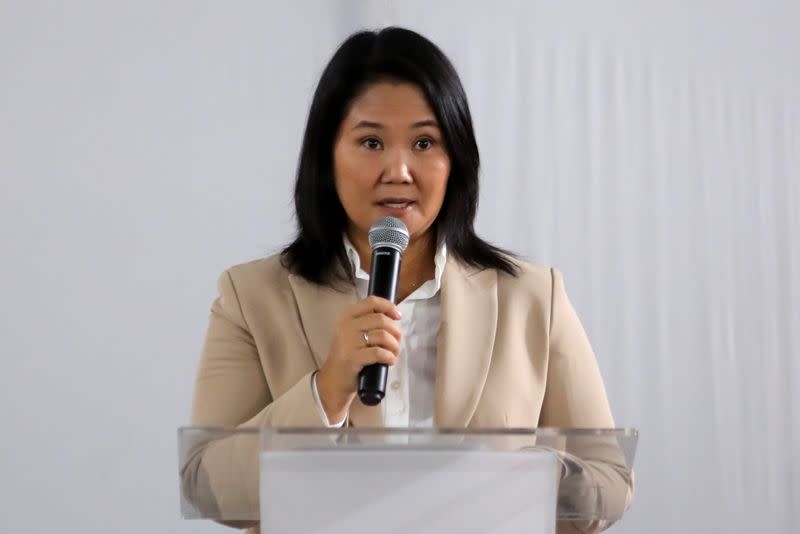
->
xmin=414 ymin=137 xmax=435 ymax=151
xmin=361 ymin=137 xmax=383 ymax=150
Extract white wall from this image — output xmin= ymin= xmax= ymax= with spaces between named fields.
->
xmin=1 ymin=1 xmax=797 ymax=532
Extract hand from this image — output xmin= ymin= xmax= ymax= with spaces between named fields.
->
xmin=315 ymin=296 xmax=402 ymax=423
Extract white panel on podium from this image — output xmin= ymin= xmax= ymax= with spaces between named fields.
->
xmin=260 ymin=448 xmax=559 ymax=534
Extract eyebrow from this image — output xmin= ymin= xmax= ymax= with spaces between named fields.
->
xmin=351 ymin=119 xmax=440 ymax=130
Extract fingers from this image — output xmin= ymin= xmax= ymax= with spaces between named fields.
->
xmin=360 ymin=328 xmax=400 ymax=356
xmin=349 ymin=296 xmax=401 ymax=321
xmin=327 ymin=296 xmax=403 ymax=384
xmin=354 ymin=346 xmax=398 ymax=368
xmin=357 ymin=313 xmax=402 ymax=341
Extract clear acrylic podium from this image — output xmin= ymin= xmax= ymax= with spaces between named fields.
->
xmin=179 ymin=427 xmax=637 ymax=534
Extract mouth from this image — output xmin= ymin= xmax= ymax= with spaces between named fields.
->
xmin=376 ymin=198 xmax=416 ymax=210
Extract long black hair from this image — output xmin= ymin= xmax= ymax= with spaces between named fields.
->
xmin=281 ymin=27 xmax=518 ymax=284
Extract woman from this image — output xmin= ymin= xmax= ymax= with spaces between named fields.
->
xmin=187 ymin=27 xmax=632 ymax=532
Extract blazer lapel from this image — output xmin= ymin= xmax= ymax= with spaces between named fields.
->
xmin=434 ymin=260 xmax=498 ymax=428
xmin=287 ymin=273 xmax=383 ymax=428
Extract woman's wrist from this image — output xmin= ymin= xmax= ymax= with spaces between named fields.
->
xmin=315 ymin=368 xmax=355 ymax=423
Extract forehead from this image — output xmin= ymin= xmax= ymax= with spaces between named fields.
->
xmin=343 ymin=81 xmax=437 ymax=126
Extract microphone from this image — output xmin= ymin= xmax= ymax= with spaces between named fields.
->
xmin=357 ymin=216 xmax=410 ymax=406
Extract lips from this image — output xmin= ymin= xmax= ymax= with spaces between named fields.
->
xmin=376 ymin=198 xmax=415 ymax=209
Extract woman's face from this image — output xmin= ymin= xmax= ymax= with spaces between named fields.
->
xmin=333 ymin=81 xmax=450 ymax=243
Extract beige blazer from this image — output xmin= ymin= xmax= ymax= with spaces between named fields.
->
xmin=185 ymin=253 xmax=633 ymax=532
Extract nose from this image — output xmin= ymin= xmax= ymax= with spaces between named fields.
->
xmin=380 ymin=148 xmax=413 ymax=184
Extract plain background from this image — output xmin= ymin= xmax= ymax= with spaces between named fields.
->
xmin=1 ymin=1 xmax=797 ymax=532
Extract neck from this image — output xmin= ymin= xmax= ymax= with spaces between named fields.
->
xmin=348 ymin=227 xmax=437 ymax=303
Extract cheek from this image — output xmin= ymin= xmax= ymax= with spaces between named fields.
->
xmin=334 ymin=148 xmax=369 ymax=200
xmin=420 ymin=160 xmax=450 ymax=208
xmin=335 ymin=178 xmax=368 ymax=220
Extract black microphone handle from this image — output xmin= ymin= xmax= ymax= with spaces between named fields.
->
xmin=357 ymin=246 xmax=401 ymax=406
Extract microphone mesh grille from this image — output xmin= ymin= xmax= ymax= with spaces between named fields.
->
xmin=368 ymin=216 xmax=410 ymax=252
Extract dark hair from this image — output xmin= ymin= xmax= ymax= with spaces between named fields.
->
xmin=282 ymin=27 xmax=518 ymax=284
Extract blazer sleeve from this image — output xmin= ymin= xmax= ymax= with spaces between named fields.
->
xmin=539 ymin=268 xmax=635 ymax=534
xmin=181 ymin=270 xmax=328 ymax=527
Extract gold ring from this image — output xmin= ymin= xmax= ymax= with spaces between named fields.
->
xmin=362 ymin=330 xmax=370 ymax=347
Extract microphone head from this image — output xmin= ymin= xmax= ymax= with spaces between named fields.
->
xmin=368 ymin=216 xmax=410 ymax=253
